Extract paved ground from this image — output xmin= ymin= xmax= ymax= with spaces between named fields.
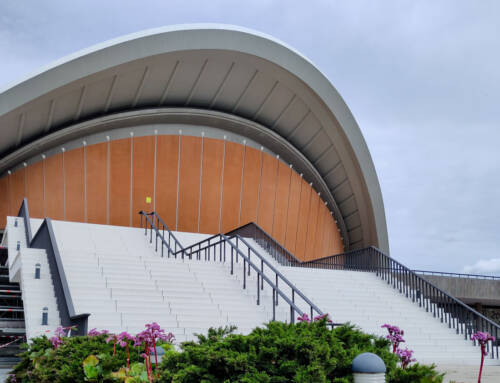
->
xmin=437 ymin=364 xmax=500 ymax=383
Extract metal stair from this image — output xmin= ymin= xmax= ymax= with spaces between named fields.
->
xmin=0 ymin=263 xmax=26 ymax=368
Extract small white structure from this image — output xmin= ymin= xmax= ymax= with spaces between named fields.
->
xmin=352 ymin=353 xmax=386 ymax=383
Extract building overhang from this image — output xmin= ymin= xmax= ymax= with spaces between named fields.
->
xmin=0 ymin=24 xmax=388 ymax=253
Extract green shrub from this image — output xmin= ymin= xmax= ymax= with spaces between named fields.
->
xmin=388 ymin=363 xmax=445 ymax=383
xmin=159 ymin=320 xmax=416 ymax=382
xmin=9 ymin=334 xmax=144 ymax=382
xmin=7 ymin=321 xmax=446 ymax=383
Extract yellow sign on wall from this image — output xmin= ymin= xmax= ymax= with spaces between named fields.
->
xmin=146 ymin=196 xmax=152 ymax=204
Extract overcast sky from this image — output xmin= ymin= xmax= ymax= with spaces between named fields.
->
xmin=1 ymin=0 xmax=499 ymax=274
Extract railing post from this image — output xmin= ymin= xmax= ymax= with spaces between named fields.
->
xmin=229 ymin=246 xmax=233 ymax=274
xmin=243 ymin=260 xmax=246 ymax=289
xmin=257 ymin=274 xmax=260 ymax=305
xmin=276 ymin=274 xmax=279 ymax=306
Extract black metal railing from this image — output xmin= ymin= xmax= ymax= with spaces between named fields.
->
xmin=139 ymin=211 xmax=184 ymax=257
xmin=226 ymin=222 xmax=301 ymax=266
xmin=139 ymin=212 xmax=326 ymax=324
xmin=302 ymin=246 xmax=500 ymax=359
xmin=17 ymin=200 xmax=89 ymax=336
xmin=413 ymin=270 xmax=500 ymax=280
xmin=140 ymin=217 xmax=499 ymax=357
xmin=224 ymin=222 xmax=500 ymax=359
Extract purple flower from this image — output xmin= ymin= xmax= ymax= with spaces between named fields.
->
xmin=297 ymin=313 xmax=311 ymax=323
xmin=395 ymin=347 xmax=416 ymax=369
xmin=471 ymin=331 xmax=496 ymax=356
xmin=88 ymin=328 xmax=105 ymax=337
xmin=135 ymin=322 xmax=175 ymax=347
xmin=117 ymin=332 xmax=135 ymax=347
xmin=54 ymin=326 xmax=66 ymax=338
xmin=313 ymin=313 xmax=333 ymax=323
xmin=105 ymin=334 xmax=118 ymax=343
xmin=49 ymin=335 xmax=63 ymax=349
xmin=382 ymin=324 xmax=405 ymax=352
xmin=7 ymin=374 xmax=17 ymax=383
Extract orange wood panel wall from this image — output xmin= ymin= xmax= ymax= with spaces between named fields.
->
xmin=0 ymin=134 xmax=344 ymax=260
xmin=199 ymin=138 xmax=224 ymax=233
xmin=44 ymin=154 xmax=64 ymax=220
xmin=257 ymin=153 xmax=279 ymax=234
xmin=9 ymin=168 xmax=25 ymax=216
xmin=284 ymin=171 xmax=302 ymax=254
xmin=109 ymin=138 xmax=131 ymax=226
xmin=272 ymin=161 xmax=291 ymax=245
xmin=155 ymin=135 xmax=179 ymax=230
xmin=239 ymin=146 xmax=261 ymax=225
xmin=26 ymin=161 xmax=44 ymax=219
xmin=132 ymin=136 xmax=155 ymax=227
xmin=86 ymin=143 xmax=107 ymax=224
xmin=294 ymin=178 xmax=312 ymax=260
xmin=0 ymin=177 xmax=8 ymax=228
xmin=177 ymin=136 xmax=201 ymax=232
xmin=64 ymin=148 xmax=85 ymax=222
xmin=304 ymin=191 xmax=320 ymax=261
xmin=220 ymin=142 xmax=244 ymax=232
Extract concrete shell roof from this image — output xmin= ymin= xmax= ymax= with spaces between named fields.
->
xmin=0 ymin=24 xmax=388 ymax=253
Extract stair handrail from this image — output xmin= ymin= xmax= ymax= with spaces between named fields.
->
xmin=179 ymin=232 xmax=325 ymax=320
xmin=185 ymin=232 xmax=320 ymax=323
xmin=226 ymin=222 xmax=301 ymax=266
xmin=138 ymin=211 xmax=184 ymax=256
xmin=220 ymin=221 xmax=500 ymax=358
xmin=412 ymin=269 xmax=500 ymax=280
xmin=306 ymin=246 xmax=500 ymax=358
xmin=140 ymin=212 xmax=326 ymax=322
xmin=230 ymin=234 xmax=325 ymax=320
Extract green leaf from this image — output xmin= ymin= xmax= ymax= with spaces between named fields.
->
xmin=83 ymin=364 xmax=101 ymax=380
xmin=83 ymin=354 xmax=99 ymax=367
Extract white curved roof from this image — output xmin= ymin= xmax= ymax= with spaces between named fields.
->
xmin=0 ymin=24 xmax=388 ymax=253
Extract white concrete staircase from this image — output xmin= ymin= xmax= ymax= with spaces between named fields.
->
xmin=244 ymin=238 xmax=494 ymax=365
xmin=51 ymin=221 xmax=289 ymax=342
xmin=27 ymin=219 xmax=496 ymax=365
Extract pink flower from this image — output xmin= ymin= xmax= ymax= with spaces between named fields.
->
xmin=49 ymin=326 xmax=66 ymax=349
xmin=88 ymin=328 xmax=107 ymax=337
xmin=382 ymin=324 xmax=405 ymax=352
xmin=471 ymin=331 xmax=496 ymax=356
xmin=117 ymin=332 xmax=135 ymax=347
xmin=49 ymin=335 xmax=63 ymax=349
xmin=313 ymin=313 xmax=333 ymax=323
xmin=53 ymin=326 xmax=66 ymax=338
xmin=135 ymin=322 xmax=175 ymax=347
xmin=471 ymin=331 xmax=496 ymax=382
xmin=395 ymin=347 xmax=416 ymax=369
xmin=105 ymin=334 xmax=118 ymax=344
xmin=297 ymin=313 xmax=310 ymax=323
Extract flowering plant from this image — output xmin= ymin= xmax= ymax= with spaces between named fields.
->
xmin=117 ymin=332 xmax=135 ymax=369
xmin=297 ymin=313 xmax=333 ymax=324
xmin=49 ymin=326 xmax=67 ymax=349
xmin=135 ymin=322 xmax=175 ymax=380
xmin=381 ymin=324 xmax=405 ymax=353
xmin=395 ymin=347 xmax=416 ymax=369
xmin=314 ymin=313 xmax=333 ymax=323
xmin=471 ymin=331 xmax=496 ymax=382
xmin=88 ymin=328 xmax=109 ymax=337
xmin=297 ymin=313 xmax=310 ymax=323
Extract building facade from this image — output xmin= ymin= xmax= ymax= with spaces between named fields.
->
xmin=0 ymin=25 xmax=388 ymax=261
